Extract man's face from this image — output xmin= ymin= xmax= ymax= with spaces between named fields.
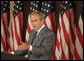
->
xmin=30 ymin=14 xmax=43 ymax=31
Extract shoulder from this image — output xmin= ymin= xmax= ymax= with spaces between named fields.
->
xmin=31 ymin=29 xmax=35 ymax=33
xmin=29 ymin=29 xmax=35 ymax=35
xmin=43 ymin=25 xmax=55 ymax=37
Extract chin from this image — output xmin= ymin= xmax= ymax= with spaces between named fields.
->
xmin=34 ymin=27 xmax=39 ymax=30
xmin=35 ymin=29 xmax=38 ymax=31
xmin=34 ymin=28 xmax=38 ymax=31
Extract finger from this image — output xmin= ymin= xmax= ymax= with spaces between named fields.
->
xmin=18 ymin=46 xmax=22 ymax=50
xmin=22 ymin=42 xmax=25 ymax=45
xmin=18 ymin=45 xmax=22 ymax=50
xmin=20 ymin=41 xmax=23 ymax=44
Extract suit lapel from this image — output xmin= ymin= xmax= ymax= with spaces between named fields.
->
xmin=28 ymin=30 xmax=35 ymax=45
xmin=32 ymin=25 xmax=47 ymax=45
xmin=28 ymin=25 xmax=48 ymax=45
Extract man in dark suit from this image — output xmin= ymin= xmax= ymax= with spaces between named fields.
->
xmin=14 ymin=11 xmax=55 ymax=60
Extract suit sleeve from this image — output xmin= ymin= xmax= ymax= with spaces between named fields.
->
xmin=14 ymin=50 xmax=28 ymax=56
xmin=31 ymin=32 xmax=55 ymax=56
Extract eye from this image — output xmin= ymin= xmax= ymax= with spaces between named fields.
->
xmin=35 ymin=20 xmax=37 ymax=21
xmin=31 ymin=20 xmax=33 ymax=22
xmin=33 ymin=20 xmax=38 ymax=22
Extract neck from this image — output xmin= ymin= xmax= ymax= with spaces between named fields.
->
xmin=36 ymin=24 xmax=45 ymax=34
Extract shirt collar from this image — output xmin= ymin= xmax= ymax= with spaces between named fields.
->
xmin=37 ymin=24 xmax=45 ymax=35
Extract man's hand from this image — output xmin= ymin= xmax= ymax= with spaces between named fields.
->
xmin=18 ymin=42 xmax=30 ymax=50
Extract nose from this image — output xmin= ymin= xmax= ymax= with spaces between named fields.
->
xmin=32 ymin=21 xmax=35 ymax=25
xmin=32 ymin=21 xmax=36 ymax=27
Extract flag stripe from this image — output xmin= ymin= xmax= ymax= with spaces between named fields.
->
xmin=11 ymin=24 xmax=15 ymax=51
xmin=43 ymin=19 xmax=46 ymax=24
xmin=45 ymin=16 xmax=52 ymax=30
xmin=1 ymin=34 xmax=6 ymax=51
xmin=12 ymin=18 xmax=18 ymax=50
xmin=25 ymin=30 xmax=29 ymax=44
xmin=66 ymin=9 xmax=76 ymax=44
xmin=28 ymin=15 xmax=33 ymax=30
xmin=79 ymin=16 xmax=83 ymax=35
xmin=25 ymin=16 xmax=32 ymax=43
xmin=27 ymin=22 xmax=31 ymax=33
xmin=14 ymin=19 xmax=21 ymax=46
xmin=2 ymin=14 xmax=7 ymax=43
xmin=1 ymin=43 xmax=4 ymax=51
xmin=74 ymin=46 xmax=81 ymax=60
xmin=25 ymin=22 xmax=31 ymax=43
xmin=8 ymin=39 xmax=13 ymax=52
xmin=60 ymin=17 xmax=69 ymax=60
xmin=48 ymin=13 xmax=56 ymax=34
xmin=77 ymin=22 xmax=83 ymax=47
xmin=75 ymin=35 xmax=83 ymax=59
xmin=1 ymin=14 xmax=7 ymax=52
xmin=77 ymin=26 xmax=83 ymax=47
xmin=69 ymin=9 xmax=76 ymax=60
xmin=74 ymin=14 xmax=83 ymax=60
xmin=55 ymin=47 xmax=60 ymax=60
xmin=15 ymin=14 xmax=21 ymax=40
xmin=53 ymin=14 xmax=61 ymax=60
xmin=62 ymin=17 xmax=69 ymax=48
xmin=65 ymin=10 xmax=75 ymax=59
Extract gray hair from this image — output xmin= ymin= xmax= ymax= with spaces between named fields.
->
xmin=30 ymin=11 xmax=45 ymax=20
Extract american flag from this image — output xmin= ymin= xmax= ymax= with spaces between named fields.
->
xmin=41 ymin=1 xmax=56 ymax=34
xmin=9 ymin=1 xmax=23 ymax=52
xmin=52 ymin=1 xmax=76 ymax=60
xmin=74 ymin=8 xmax=83 ymax=60
xmin=1 ymin=1 xmax=10 ymax=52
xmin=25 ymin=1 xmax=56 ymax=44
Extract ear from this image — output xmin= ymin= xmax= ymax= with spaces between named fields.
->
xmin=40 ymin=20 xmax=43 ymax=25
xmin=41 ymin=19 xmax=44 ymax=22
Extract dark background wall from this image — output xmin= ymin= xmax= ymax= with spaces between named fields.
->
xmin=22 ymin=1 xmax=83 ymax=42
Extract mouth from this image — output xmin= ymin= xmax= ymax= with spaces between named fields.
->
xmin=33 ymin=26 xmax=36 ymax=28
xmin=33 ymin=26 xmax=37 ymax=29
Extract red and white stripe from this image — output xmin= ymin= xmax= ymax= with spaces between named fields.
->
xmin=60 ymin=8 xmax=76 ymax=60
xmin=9 ymin=12 xmax=23 ymax=52
xmin=44 ymin=12 xmax=56 ymax=35
xmin=25 ymin=15 xmax=33 ymax=44
xmin=1 ymin=11 xmax=9 ymax=52
xmin=25 ymin=12 xmax=56 ymax=44
xmin=53 ymin=8 xmax=76 ymax=60
xmin=52 ymin=15 xmax=61 ymax=60
xmin=74 ymin=14 xmax=83 ymax=60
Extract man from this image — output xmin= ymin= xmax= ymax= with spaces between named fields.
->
xmin=14 ymin=11 xmax=55 ymax=60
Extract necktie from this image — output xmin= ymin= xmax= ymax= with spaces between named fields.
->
xmin=31 ymin=31 xmax=38 ymax=45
